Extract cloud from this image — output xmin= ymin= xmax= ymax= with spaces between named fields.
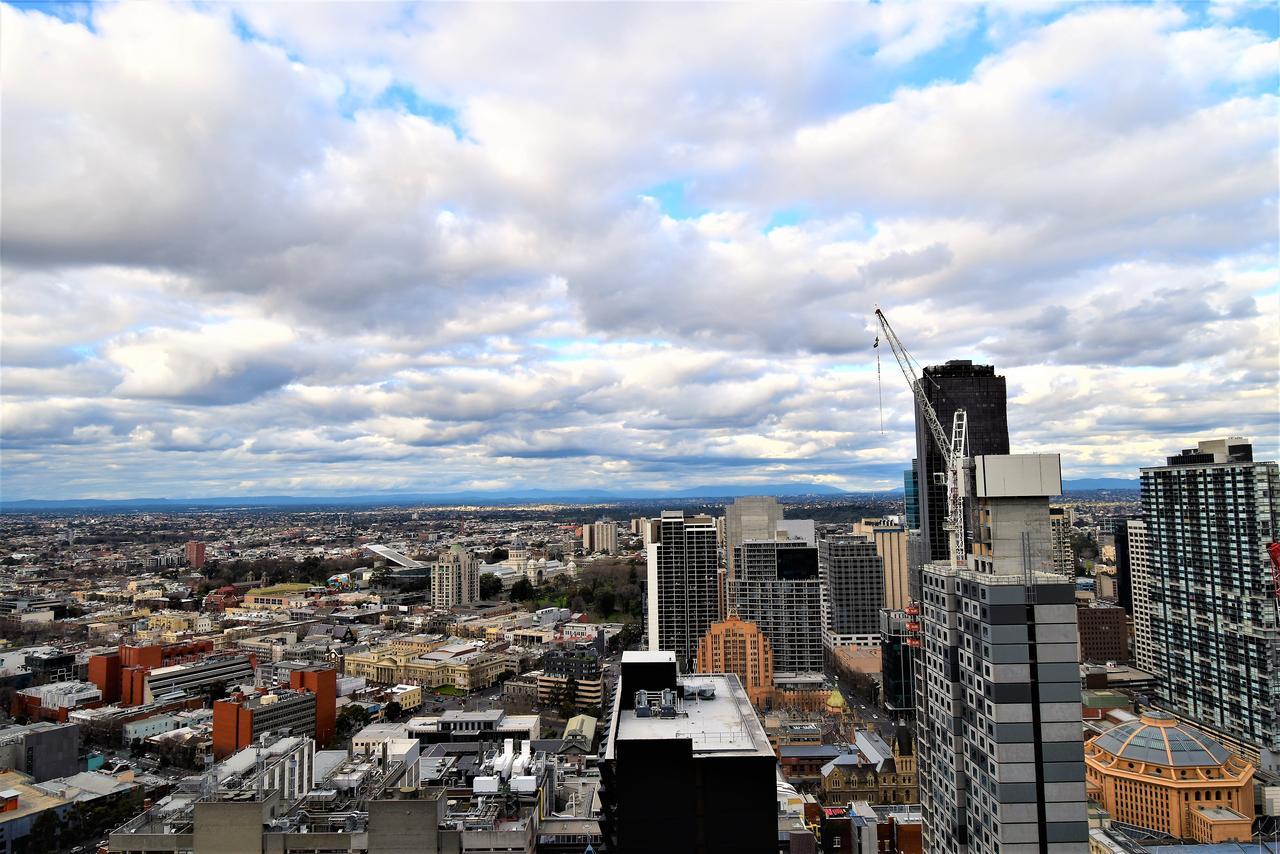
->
xmin=0 ymin=1 xmax=1276 ymax=499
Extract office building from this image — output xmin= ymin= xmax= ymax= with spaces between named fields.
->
xmin=600 ymin=651 xmax=778 ymax=853
xmin=88 ymin=639 xmax=217 ymax=705
xmin=213 ymin=690 xmax=316 ymax=760
xmin=538 ymin=646 xmax=604 ymax=710
xmin=818 ymin=535 xmax=884 ymax=650
xmin=916 ymin=454 xmax=1087 ymax=852
xmin=696 ymin=615 xmax=775 ymax=708
xmin=647 ymin=511 xmax=720 ymax=669
xmin=1141 ymin=438 xmax=1280 ymax=763
xmin=914 ymin=360 xmax=1010 ymax=566
xmin=905 ymin=461 xmax=921 ymax=529
xmin=1111 ymin=518 xmax=1134 ymax=614
xmin=725 ymin=496 xmax=783 ymax=578
xmin=287 ymin=666 xmax=336 ymax=748
xmin=142 ymin=655 xmax=255 ymax=705
xmin=0 ymin=721 xmax=79 ymax=782
xmin=185 ymin=540 xmax=207 ymax=569
xmin=432 ymin=544 xmax=480 ymax=609
xmin=853 ymin=517 xmax=910 ymax=611
xmin=1076 ymin=602 xmax=1128 ymax=663
xmin=879 ymin=609 xmax=916 ymax=713
xmin=1085 ymin=711 xmax=1254 ymax=843
xmin=728 ymin=538 xmax=823 ymax=674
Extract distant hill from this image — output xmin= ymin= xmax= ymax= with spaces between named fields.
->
xmin=0 ymin=482 xmax=858 ymax=511
xmin=1063 ymin=478 xmax=1139 ymax=491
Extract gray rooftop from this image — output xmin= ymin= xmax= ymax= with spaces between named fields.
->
xmin=614 ymin=674 xmax=772 ymax=758
xmin=1091 ymin=711 xmax=1231 ymax=767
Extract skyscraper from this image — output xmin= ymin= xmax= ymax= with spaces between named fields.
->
xmin=818 ymin=535 xmax=884 ymax=651
xmin=583 ymin=520 xmax=618 ymax=555
xmin=1112 ymin=517 xmax=1134 ymax=615
xmin=696 ymin=615 xmax=775 ymax=708
xmin=647 ymin=510 xmax=721 ymax=669
xmin=431 ymin=545 xmax=480 ymax=609
xmin=725 ymin=496 xmax=783 ymax=578
xmin=914 ymin=360 xmax=1010 ymax=566
xmin=853 ymin=517 xmax=910 ymax=611
xmin=1141 ymin=438 xmax=1280 ymax=761
xmin=728 ymin=538 xmax=823 ymax=675
xmin=916 ymin=453 xmax=1087 ymax=852
xmin=904 ymin=460 xmax=920 ymax=530
xmin=1127 ymin=519 xmax=1158 ymax=674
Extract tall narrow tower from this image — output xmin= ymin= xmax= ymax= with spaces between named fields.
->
xmin=647 ymin=510 xmax=721 ymax=669
xmin=916 ymin=454 xmax=1087 ymax=852
xmin=914 ymin=361 xmax=1009 ymax=568
xmin=1140 ymin=438 xmax=1280 ymax=761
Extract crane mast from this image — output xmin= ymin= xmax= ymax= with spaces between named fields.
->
xmin=874 ymin=307 xmax=968 ymax=567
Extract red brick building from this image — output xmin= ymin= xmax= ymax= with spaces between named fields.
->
xmin=211 ymin=666 xmax=337 ymax=759
xmin=88 ymin=640 xmax=216 ymax=705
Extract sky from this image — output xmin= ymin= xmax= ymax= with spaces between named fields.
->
xmin=1 ymin=1 xmax=1277 ymax=500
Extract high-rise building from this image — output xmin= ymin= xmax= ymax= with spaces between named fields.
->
xmin=904 ymin=461 xmax=920 ymax=529
xmin=880 ymin=609 xmax=917 ymax=713
xmin=916 ymin=454 xmax=1087 ymax=853
xmin=184 ymin=540 xmax=206 ymax=570
xmin=1112 ymin=517 xmax=1134 ymax=615
xmin=818 ymin=536 xmax=884 ymax=650
xmin=1141 ymin=438 xmax=1280 ymax=761
xmin=647 ymin=511 xmax=721 ymax=669
xmin=600 ymin=651 xmax=778 ymax=854
xmin=583 ymin=520 xmax=618 ymax=555
xmin=1127 ymin=519 xmax=1159 ymax=675
xmin=914 ymin=360 xmax=1010 ymax=566
xmin=1049 ymin=507 xmax=1074 ymax=575
xmin=431 ymin=545 xmax=480 ymax=609
xmin=853 ymin=517 xmax=910 ymax=611
xmin=728 ymin=539 xmax=823 ymax=675
xmin=725 ymin=496 xmax=783 ymax=579
xmin=1076 ymin=602 xmax=1128 ymax=663
xmin=696 ymin=615 xmax=775 ymax=708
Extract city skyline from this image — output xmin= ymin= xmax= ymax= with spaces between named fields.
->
xmin=2 ymin=2 xmax=1277 ymax=501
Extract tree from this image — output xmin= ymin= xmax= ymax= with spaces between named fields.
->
xmin=595 ymin=589 xmax=616 ymax=616
xmin=511 ymin=577 xmax=535 ymax=600
xmin=384 ymin=701 xmax=403 ymax=721
xmin=486 ymin=547 xmax=509 ymax=564
xmin=335 ymin=704 xmax=371 ymax=741
xmin=479 ymin=574 xmax=503 ymax=600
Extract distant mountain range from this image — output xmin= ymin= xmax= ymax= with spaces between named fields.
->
xmin=1062 ymin=478 xmax=1139 ymax=491
xmin=0 ymin=478 xmax=1138 ymax=511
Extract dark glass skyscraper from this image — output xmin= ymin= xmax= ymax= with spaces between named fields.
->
xmin=914 ymin=360 xmax=1010 ymax=564
xmin=903 ymin=460 xmax=920 ymax=529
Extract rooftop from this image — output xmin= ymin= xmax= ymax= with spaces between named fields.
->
xmin=1091 ymin=711 xmax=1232 ymax=767
xmin=614 ymin=674 xmax=772 ymax=758
xmin=246 ymin=583 xmax=312 ymax=596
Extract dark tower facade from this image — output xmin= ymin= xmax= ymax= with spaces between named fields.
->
xmin=914 ymin=360 xmax=1010 ymax=566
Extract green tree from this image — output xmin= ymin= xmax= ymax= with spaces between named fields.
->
xmin=511 ymin=577 xmax=535 ymax=600
xmin=479 ymin=574 xmax=503 ymax=600
xmin=335 ymin=704 xmax=371 ymax=741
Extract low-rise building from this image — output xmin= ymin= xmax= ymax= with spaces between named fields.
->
xmin=1085 ymin=711 xmax=1254 ymax=843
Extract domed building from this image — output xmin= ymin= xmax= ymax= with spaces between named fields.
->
xmin=1085 ymin=711 xmax=1254 ymax=843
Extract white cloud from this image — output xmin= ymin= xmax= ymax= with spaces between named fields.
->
xmin=0 ymin=1 xmax=1275 ymax=498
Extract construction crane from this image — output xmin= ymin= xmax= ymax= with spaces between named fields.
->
xmin=874 ymin=307 xmax=968 ymax=568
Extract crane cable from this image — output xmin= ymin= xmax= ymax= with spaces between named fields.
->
xmin=874 ymin=335 xmax=884 ymax=434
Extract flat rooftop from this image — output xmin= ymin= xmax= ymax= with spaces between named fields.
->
xmin=615 ymin=674 xmax=772 ymax=758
